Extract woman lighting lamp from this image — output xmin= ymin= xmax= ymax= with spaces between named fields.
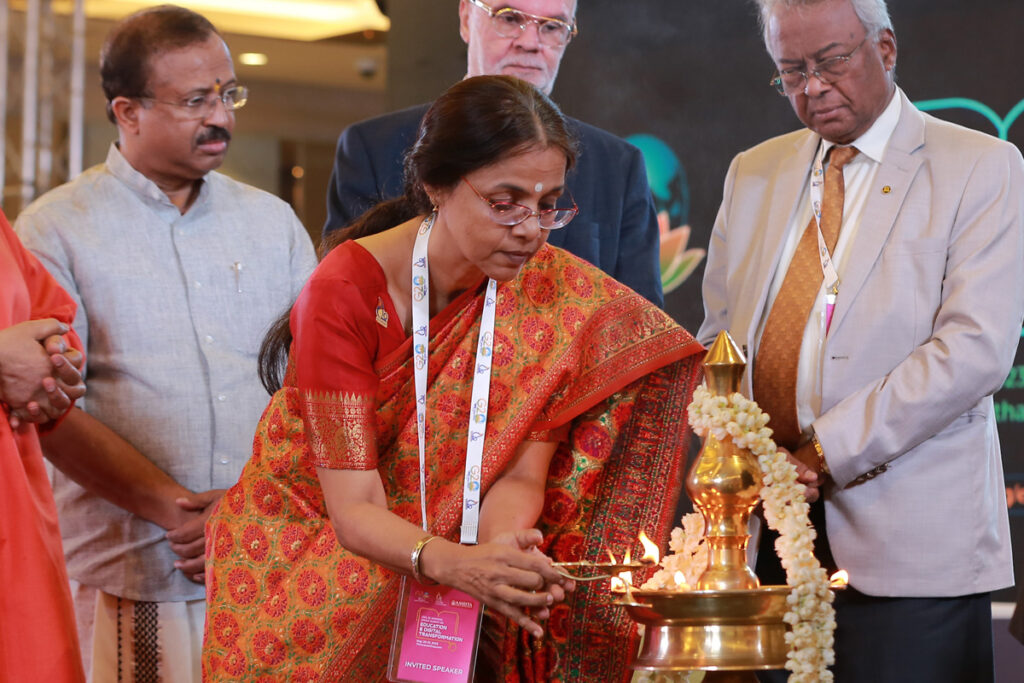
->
xmin=202 ymin=76 xmax=703 ymax=681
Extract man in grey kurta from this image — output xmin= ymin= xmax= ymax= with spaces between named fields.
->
xmin=15 ymin=6 xmax=315 ymax=681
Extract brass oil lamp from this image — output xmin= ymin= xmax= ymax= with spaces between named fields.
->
xmin=618 ymin=331 xmax=791 ymax=681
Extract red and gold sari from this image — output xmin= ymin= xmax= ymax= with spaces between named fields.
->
xmin=203 ymin=241 xmax=703 ymax=682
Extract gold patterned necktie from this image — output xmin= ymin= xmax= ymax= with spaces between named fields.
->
xmin=753 ymin=145 xmax=859 ymax=449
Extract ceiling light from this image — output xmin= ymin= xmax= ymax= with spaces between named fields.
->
xmin=239 ymin=52 xmax=269 ymax=66
xmin=40 ymin=0 xmax=390 ymax=41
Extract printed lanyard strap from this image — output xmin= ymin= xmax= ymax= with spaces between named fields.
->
xmin=810 ymin=143 xmax=841 ymax=332
xmin=411 ymin=214 xmax=497 ymax=544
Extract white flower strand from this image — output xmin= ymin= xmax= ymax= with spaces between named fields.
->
xmin=681 ymin=385 xmax=836 ymax=683
xmin=641 ymin=512 xmax=708 ymax=590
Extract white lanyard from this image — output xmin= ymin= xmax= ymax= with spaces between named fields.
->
xmin=411 ymin=213 xmax=497 ymax=544
xmin=810 ymin=143 xmax=842 ymax=333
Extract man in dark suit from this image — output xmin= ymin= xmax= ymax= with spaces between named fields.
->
xmin=323 ymin=0 xmax=663 ymax=306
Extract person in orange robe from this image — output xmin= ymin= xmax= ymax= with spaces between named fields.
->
xmin=0 ymin=209 xmax=87 ymax=682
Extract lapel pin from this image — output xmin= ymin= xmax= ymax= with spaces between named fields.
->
xmin=881 ymin=185 xmax=892 ymax=194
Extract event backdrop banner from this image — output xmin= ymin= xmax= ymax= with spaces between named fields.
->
xmin=389 ymin=0 xmax=1024 ymax=601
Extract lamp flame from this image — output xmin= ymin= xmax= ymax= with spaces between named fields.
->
xmin=638 ymin=531 xmax=660 ymax=564
xmin=673 ymin=570 xmax=690 ymax=590
xmin=608 ymin=549 xmax=634 ymax=592
xmin=829 ymin=570 xmax=849 ymax=588
xmin=620 ymin=549 xmax=633 ymax=588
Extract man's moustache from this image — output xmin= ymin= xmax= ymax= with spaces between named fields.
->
xmin=196 ymin=127 xmax=231 ymax=145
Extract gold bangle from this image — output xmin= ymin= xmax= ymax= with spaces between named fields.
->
xmin=811 ymin=434 xmax=830 ymax=475
xmin=410 ymin=535 xmax=441 ymax=585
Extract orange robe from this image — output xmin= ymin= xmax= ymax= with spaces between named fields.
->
xmin=0 ymin=211 xmax=85 ymax=682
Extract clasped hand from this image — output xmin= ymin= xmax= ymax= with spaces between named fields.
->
xmin=0 ymin=318 xmax=85 ymax=429
xmin=166 ymin=489 xmax=227 ymax=584
xmin=420 ymin=528 xmax=574 ymax=639
xmin=780 ymin=445 xmax=826 ymax=503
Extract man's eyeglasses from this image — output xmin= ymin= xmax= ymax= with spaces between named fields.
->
xmin=463 ymin=177 xmax=578 ymax=230
xmin=769 ymin=37 xmax=867 ymax=95
xmin=141 ymin=84 xmax=249 ymax=119
xmin=466 ymin=0 xmax=577 ymax=47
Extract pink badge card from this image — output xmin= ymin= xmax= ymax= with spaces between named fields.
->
xmin=388 ymin=576 xmax=484 ymax=683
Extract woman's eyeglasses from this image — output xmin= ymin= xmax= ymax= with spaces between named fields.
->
xmin=462 ymin=177 xmax=578 ymax=230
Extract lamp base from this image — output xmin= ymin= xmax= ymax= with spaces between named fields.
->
xmin=620 ymin=587 xmax=790 ymax=671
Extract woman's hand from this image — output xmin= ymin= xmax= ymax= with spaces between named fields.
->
xmin=420 ymin=528 xmax=573 ymax=638
xmin=317 ymin=468 xmax=574 ymax=638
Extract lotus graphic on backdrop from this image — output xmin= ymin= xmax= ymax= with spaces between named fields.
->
xmin=658 ymin=211 xmax=705 ymax=295
xmin=627 ymin=133 xmax=706 ymax=294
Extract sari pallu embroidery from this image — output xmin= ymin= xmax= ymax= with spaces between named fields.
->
xmin=202 ymin=246 xmax=703 ymax=683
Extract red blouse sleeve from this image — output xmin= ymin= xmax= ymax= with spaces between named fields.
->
xmin=290 ymin=242 xmax=403 ymax=470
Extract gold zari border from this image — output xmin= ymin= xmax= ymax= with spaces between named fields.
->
xmin=302 ymin=390 xmax=377 ymax=469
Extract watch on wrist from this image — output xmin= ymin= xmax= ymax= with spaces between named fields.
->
xmin=811 ymin=433 xmax=830 ymax=475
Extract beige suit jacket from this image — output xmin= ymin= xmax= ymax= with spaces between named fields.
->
xmin=698 ymin=89 xmax=1024 ymax=597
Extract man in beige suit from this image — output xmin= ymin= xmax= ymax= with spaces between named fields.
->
xmin=698 ymin=0 xmax=1024 ymax=680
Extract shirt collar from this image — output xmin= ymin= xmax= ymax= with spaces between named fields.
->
xmin=821 ymin=87 xmax=901 ymax=164
xmin=105 ymin=143 xmax=210 ymax=213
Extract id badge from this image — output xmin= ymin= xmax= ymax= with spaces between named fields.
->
xmin=387 ymin=576 xmax=484 ymax=683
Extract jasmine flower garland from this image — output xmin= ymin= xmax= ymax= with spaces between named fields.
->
xmin=680 ymin=385 xmax=837 ymax=683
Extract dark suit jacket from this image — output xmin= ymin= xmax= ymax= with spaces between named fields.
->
xmin=323 ymin=103 xmax=664 ymax=306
